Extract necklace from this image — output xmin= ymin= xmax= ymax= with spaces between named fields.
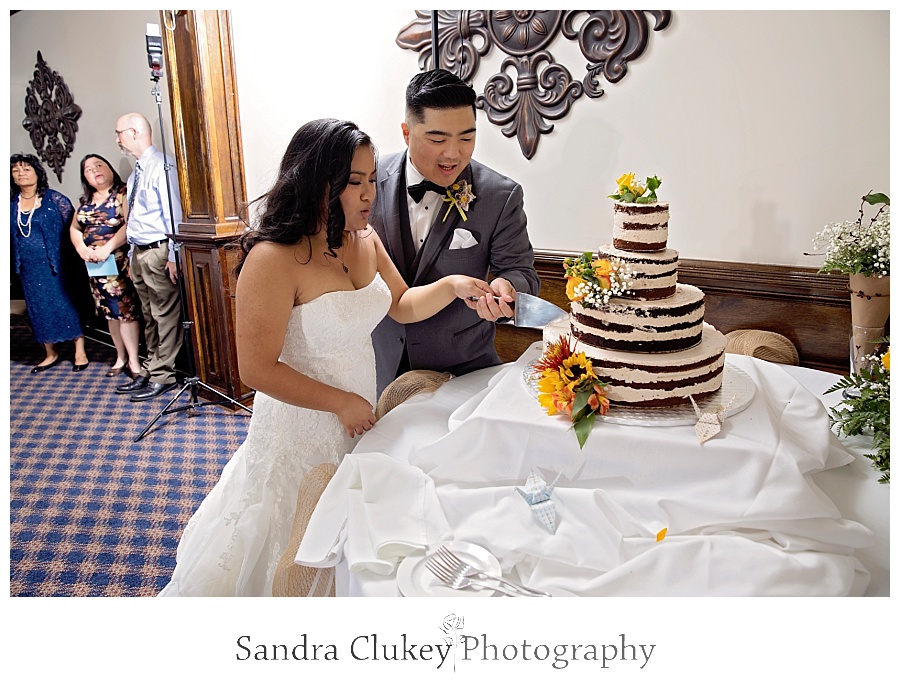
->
xmin=324 ymin=248 xmax=348 ymax=273
xmin=16 ymin=199 xmax=35 ymax=238
xmin=315 ymin=235 xmax=349 ymax=273
xmin=19 ymin=191 xmax=37 ymax=200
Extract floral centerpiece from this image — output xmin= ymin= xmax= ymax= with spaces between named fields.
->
xmin=825 ymin=342 xmax=890 ymax=483
xmin=812 ymin=192 xmax=890 ymax=277
xmin=535 ymin=335 xmax=610 ymax=449
xmin=608 ymin=171 xmax=662 ymax=204
xmin=811 ymin=191 xmax=890 ymax=373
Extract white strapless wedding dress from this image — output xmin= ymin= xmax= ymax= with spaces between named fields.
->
xmin=159 ymin=273 xmax=392 ymax=596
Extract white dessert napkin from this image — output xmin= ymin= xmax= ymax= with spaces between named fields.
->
xmin=345 ymin=452 xmax=453 ymax=575
xmin=449 ymin=227 xmax=478 ymax=249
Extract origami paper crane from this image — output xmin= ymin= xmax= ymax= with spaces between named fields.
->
xmin=516 ymin=469 xmax=560 ymax=533
xmin=689 ymin=394 xmax=736 ymax=444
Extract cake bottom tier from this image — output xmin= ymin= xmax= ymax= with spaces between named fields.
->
xmin=575 ymin=324 xmax=727 ymax=407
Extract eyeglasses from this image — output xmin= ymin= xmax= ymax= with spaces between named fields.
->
xmin=115 ymin=127 xmax=137 ymax=138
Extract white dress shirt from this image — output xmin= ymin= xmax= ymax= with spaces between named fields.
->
xmin=404 ymin=158 xmax=443 ymax=250
xmin=126 ymin=145 xmax=183 ymax=263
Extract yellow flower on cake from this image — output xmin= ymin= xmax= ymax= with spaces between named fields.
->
xmin=882 ymin=347 xmax=890 ymax=371
xmin=566 ymin=276 xmax=586 ymax=301
xmin=609 ymin=172 xmax=662 ymax=204
xmin=590 ymin=258 xmax=614 ymax=291
xmin=559 ymin=352 xmax=594 ymax=387
xmin=616 ymin=172 xmax=635 ymax=192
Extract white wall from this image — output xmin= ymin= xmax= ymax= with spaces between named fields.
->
xmin=8 ymin=10 xmax=889 ymax=269
xmin=231 ymin=9 xmax=889 ymax=268
xmin=8 ymin=10 xmax=176 ymax=204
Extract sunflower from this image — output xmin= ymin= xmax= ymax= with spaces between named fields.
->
xmin=559 ymin=352 xmax=594 ymax=387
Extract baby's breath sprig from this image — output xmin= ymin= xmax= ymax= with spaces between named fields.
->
xmin=811 ymin=192 xmax=890 ymax=277
xmin=564 ymin=252 xmax=635 ymax=305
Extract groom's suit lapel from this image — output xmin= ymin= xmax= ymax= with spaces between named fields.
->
xmin=379 ymin=154 xmax=416 ymax=284
xmin=411 ymin=165 xmax=473 ymax=285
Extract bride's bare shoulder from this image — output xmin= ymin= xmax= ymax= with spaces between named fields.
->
xmin=243 ymin=238 xmax=313 ymax=270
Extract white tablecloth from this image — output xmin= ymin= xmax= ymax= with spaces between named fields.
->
xmin=298 ymin=343 xmax=888 ymax=596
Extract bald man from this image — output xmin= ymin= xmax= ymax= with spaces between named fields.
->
xmin=113 ymin=112 xmax=184 ymax=402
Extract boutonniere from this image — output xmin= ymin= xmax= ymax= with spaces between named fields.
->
xmin=442 ymin=180 xmax=475 ymax=222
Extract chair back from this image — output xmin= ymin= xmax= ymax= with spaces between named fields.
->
xmin=725 ymin=329 xmax=800 ymax=366
xmin=375 ymin=369 xmax=452 ymax=419
xmin=272 ymin=462 xmax=338 ymax=597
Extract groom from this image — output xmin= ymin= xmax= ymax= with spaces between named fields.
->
xmin=370 ymin=69 xmax=540 ymax=395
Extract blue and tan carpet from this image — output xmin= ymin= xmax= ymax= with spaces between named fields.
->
xmin=8 ymin=322 xmax=251 ymax=596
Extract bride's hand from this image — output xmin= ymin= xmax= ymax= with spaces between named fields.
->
xmin=337 ymin=392 xmax=377 ymax=438
xmin=446 ymin=275 xmax=492 ymax=302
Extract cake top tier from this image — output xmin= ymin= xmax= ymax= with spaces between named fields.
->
xmin=613 ymin=202 xmax=670 ymax=252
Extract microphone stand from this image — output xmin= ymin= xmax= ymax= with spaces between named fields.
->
xmin=133 ymin=70 xmax=252 ymax=442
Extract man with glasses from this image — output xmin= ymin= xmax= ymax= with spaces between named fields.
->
xmin=113 ymin=112 xmax=183 ymax=402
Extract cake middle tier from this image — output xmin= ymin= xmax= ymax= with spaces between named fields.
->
xmin=573 ymin=323 xmax=727 ymax=407
xmin=596 ymin=244 xmax=678 ymax=300
xmin=571 ymin=283 xmax=705 ymax=352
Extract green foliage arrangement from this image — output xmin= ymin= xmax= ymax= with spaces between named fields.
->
xmin=825 ymin=342 xmax=890 ymax=483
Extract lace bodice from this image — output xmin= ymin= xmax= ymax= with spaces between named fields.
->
xmin=278 ymin=272 xmax=392 ymax=399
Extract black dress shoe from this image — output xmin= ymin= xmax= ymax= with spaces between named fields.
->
xmin=31 ymin=358 xmax=61 ymax=374
xmin=130 ymin=381 xmax=176 ymax=402
xmin=73 ymin=362 xmax=89 ymax=372
xmin=116 ymin=375 xmax=149 ymax=394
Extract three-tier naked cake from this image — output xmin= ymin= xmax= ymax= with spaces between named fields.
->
xmin=548 ymin=182 xmax=726 ymax=407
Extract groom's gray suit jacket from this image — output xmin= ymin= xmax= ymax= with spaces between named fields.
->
xmin=370 ymin=151 xmax=540 ymax=395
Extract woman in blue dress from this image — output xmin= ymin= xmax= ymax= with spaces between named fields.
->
xmin=10 ymin=153 xmax=90 ymax=372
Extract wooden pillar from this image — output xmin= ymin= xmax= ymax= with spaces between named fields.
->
xmin=159 ymin=10 xmax=252 ymax=405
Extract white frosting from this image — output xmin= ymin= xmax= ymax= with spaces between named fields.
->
xmin=597 ymin=244 xmax=678 ymax=294
xmin=613 ymin=202 xmax=669 ymax=248
xmin=576 ymin=325 xmax=726 ymax=405
xmin=571 ymin=284 xmax=705 ymax=346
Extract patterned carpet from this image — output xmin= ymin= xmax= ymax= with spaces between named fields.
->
xmin=7 ymin=321 xmax=251 ymax=596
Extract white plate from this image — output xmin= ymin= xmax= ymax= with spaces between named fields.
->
xmin=396 ymin=541 xmax=502 ymax=597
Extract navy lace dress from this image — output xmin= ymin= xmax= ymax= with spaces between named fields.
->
xmin=10 ymin=189 xmax=86 ymax=344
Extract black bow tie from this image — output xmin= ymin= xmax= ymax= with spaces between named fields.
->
xmin=407 ymin=179 xmax=446 ymax=203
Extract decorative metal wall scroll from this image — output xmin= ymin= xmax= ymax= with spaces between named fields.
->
xmin=397 ymin=10 xmax=671 ymax=159
xmin=22 ymin=51 xmax=83 ymax=181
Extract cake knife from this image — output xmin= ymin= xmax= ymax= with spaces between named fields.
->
xmin=467 ymin=293 xmax=568 ymax=329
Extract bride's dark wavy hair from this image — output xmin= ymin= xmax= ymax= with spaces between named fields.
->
xmin=236 ymin=118 xmax=374 ymax=275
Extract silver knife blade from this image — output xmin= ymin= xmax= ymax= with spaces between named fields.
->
xmin=467 ymin=292 xmax=568 ymax=329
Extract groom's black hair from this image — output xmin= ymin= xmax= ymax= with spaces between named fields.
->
xmin=405 ymin=68 xmax=476 ymax=122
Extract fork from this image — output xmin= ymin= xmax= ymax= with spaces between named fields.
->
xmin=424 ymin=557 xmax=515 ymax=596
xmin=434 ymin=545 xmax=552 ymax=597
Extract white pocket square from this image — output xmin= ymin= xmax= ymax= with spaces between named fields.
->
xmin=449 ymin=227 xmax=478 ymax=250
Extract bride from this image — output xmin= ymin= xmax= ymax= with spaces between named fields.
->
xmin=159 ymin=119 xmax=491 ymax=596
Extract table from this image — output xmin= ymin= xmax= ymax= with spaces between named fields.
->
xmin=297 ymin=343 xmax=888 ymax=596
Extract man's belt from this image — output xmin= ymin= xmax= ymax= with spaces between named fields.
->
xmin=132 ymin=239 xmax=166 ymax=251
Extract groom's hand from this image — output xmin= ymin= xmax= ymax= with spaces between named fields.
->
xmin=474 ymin=278 xmax=515 ymax=322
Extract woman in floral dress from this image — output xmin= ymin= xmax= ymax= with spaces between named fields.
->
xmin=69 ymin=153 xmax=142 ymax=378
